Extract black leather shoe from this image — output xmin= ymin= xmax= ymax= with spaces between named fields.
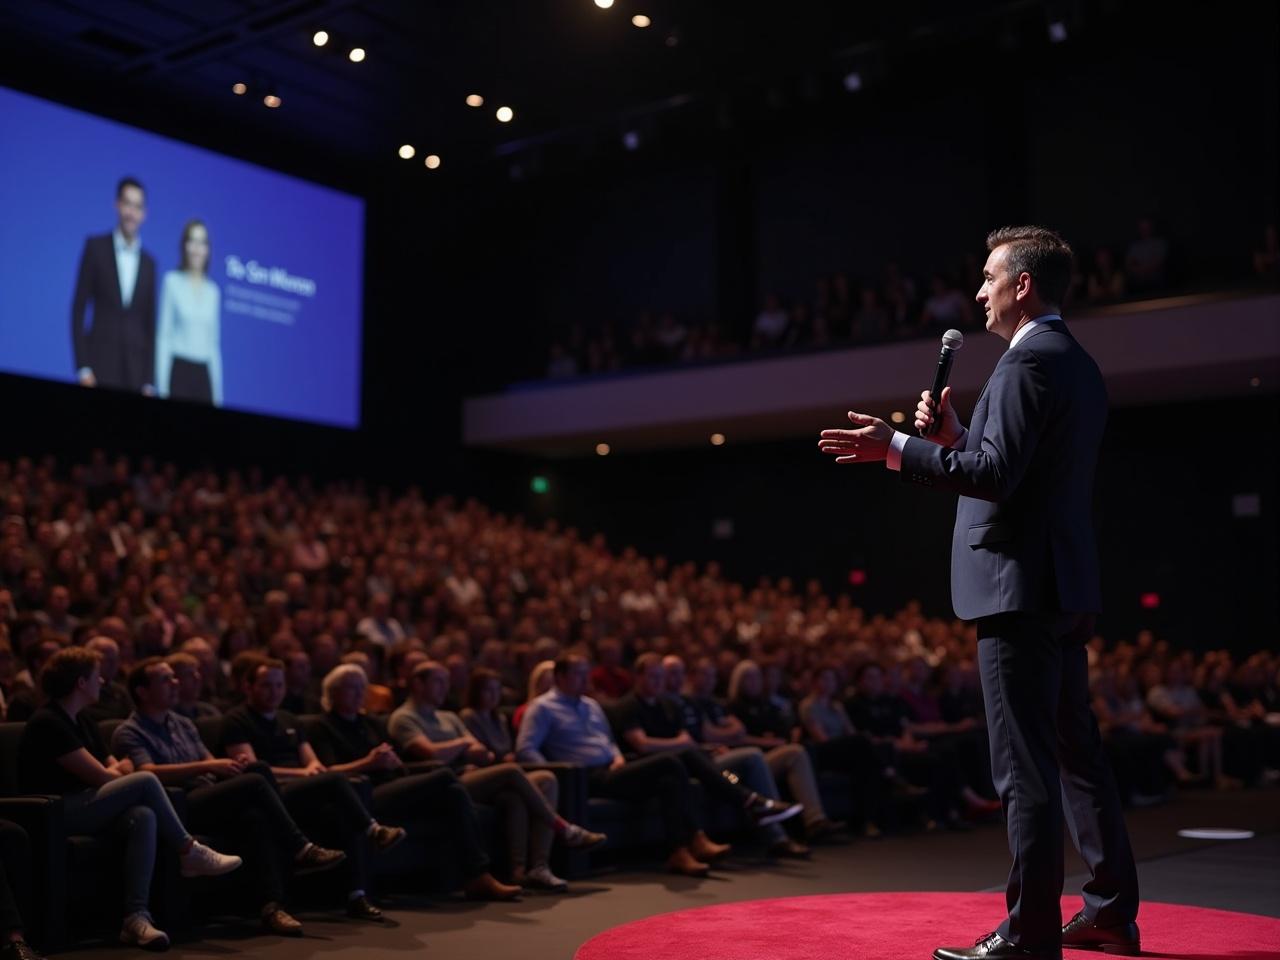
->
xmin=1061 ymin=911 xmax=1141 ymax=955
xmin=933 ymin=931 xmax=1062 ymax=960
xmin=346 ymin=895 xmax=385 ymax=922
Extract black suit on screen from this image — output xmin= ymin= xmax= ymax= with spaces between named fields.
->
xmin=71 ymin=233 xmax=157 ymax=391
xmin=899 ymin=319 xmax=1138 ymax=949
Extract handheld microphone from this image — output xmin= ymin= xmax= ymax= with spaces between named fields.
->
xmin=921 ymin=329 xmax=964 ymax=437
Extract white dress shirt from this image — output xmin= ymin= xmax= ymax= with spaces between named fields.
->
xmin=113 ymin=228 xmax=141 ymax=308
xmin=886 ymin=315 xmax=1061 ymax=471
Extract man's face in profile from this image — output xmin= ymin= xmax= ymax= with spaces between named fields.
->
xmin=116 ymin=185 xmax=146 ymax=240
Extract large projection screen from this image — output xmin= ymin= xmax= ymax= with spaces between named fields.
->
xmin=0 ymin=85 xmax=364 ymax=428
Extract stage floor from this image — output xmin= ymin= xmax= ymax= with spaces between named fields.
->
xmin=56 ymin=786 xmax=1280 ymax=959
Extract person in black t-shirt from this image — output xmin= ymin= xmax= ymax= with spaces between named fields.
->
xmin=612 ymin=654 xmax=802 ymax=858
xmin=308 ymin=664 xmax=521 ymax=901
xmin=17 ymin=646 xmax=242 ymax=951
xmin=220 ymin=657 xmax=406 ymax=922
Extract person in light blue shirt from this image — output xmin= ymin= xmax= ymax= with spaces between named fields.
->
xmin=155 ymin=220 xmax=223 ymax=406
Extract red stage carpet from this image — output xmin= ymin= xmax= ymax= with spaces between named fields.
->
xmin=574 ymin=892 xmax=1280 ymax=960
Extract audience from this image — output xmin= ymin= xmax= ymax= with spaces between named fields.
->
xmin=0 ymin=451 xmax=1276 ymax=953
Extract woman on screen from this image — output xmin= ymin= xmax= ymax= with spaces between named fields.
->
xmin=155 ymin=219 xmax=223 ymax=406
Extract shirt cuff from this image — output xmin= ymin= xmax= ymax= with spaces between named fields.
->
xmin=886 ymin=431 xmax=909 ymax=471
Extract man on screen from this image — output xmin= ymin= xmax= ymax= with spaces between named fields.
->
xmin=70 ymin=176 xmax=157 ymax=394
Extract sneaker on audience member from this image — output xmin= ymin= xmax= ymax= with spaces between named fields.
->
xmin=294 ymin=841 xmax=347 ymax=875
xmin=561 ymin=823 xmax=607 ymax=849
xmin=368 ymin=823 xmax=407 ymax=852
xmin=746 ymin=793 xmax=803 ymax=827
xmin=179 ymin=840 xmax=243 ymax=877
xmin=523 ymin=864 xmax=569 ymax=892
xmin=120 ymin=912 xmax=170 ymax=951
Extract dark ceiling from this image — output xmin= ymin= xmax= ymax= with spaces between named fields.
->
xmin=0 ymin=0 xmax=1071 ymax=190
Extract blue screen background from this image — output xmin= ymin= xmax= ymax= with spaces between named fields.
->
xmin=0 ymin=86 xmax=364 ymax=428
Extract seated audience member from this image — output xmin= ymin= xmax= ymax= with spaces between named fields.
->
xmin=517 ymin=654 xmax=718 ymax=877
xmin=281 ymin=649 xmax=321 ymax=715
xmin=17 ymin=647 xmax=242 ymax=950
xmin=796 ymin=663 xmax=890 ymax=835
xmin=113 ymin=657 xmax=346 ymax=936
xmin=670 ymin=655 xmax=845 ymax=842
xmin=181 ymin=636 xmax=230 ymax=705
xmin=461 ymin=667 xmax=516 ymax=762
xmin=845 ymin=663 xmax=979 ymax=830
xmin=356 ymin=593 xmax=405 ymax=648
xmin=220 ymin=657 xmax=407 ymax=920
xmin=390 ymin=661 xmax=602 ymax=891
xmin=1092 ymin=669 xmax=1189 ymax=799
xmin=897 ymin=657 xmax=1000 ymax=816
xmin=307 ymin=664 xmax=521 ymax=901
xmin=164 ymin=651 xmax=220 ymax=721
xmin=512 ymin=660 xmax=555 ymax=732
xmin=3 ymin=638 xmax=61 ymax=722
xmin=81 ymin=636 xmax=133 ymax=723
xmin=751 ymin=293 xmax=790 ymax=349
xmin=1145 ymin=660 xmax=1239 ymax=789
xmin=615 ymin=654 xmax=804 ymax=857
xmin=342 ymin=650 xmax=394 ymax=714
xmin=588 ymin=637 xmax=633 ymax=700
xmin=0 ymin=819 xmax=43 ymax=960
xmin=386 ymin=642 xmax=428 ymax=708
xmin=443 ymin=652 xmax=470 ymax=712
xmin=1086 ymin=247 xmax=1126 ymax=302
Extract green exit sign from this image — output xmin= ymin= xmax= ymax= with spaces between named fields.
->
xmin=531 ymin=476 xmax=549 ymax=494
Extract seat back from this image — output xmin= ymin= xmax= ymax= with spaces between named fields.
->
xmin=0 ymin=722 xmax=24 ymax=795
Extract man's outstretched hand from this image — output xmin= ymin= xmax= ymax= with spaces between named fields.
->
xmin=818 ymin=411 xmax=895 ymax=464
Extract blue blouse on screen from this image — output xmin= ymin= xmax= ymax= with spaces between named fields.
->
xmin=155 ymin=271 xmax=223 ymax=406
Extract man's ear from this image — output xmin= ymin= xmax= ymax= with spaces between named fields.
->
xmin=1015 ymin=272 xmax=1034 ymax=300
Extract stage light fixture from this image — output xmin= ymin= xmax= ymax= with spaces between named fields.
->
xmin=1140 ymin=592 xmax=1161 ymax=610
xmin=531 ymin=476 xmax=549 ymax=494
xmin=349 ymin=47 xmax=366 ymax=62
xmin=398 ymin=144 xmax=415 ymax=159
xmin=622 ymin=130 xmax=640 ymax=151
xmin=263 ymin=93 xmax=282 ymax=108
xmin=890 ymin=411 xmax=906 ymax=424
xmin=425 ymin=154 xmax=441 ymax=169
xmin=466 ymin=94 xmax=485 ymax=107
xmin=1250 ymin=376 xmax=1261 ymax=387
xmin=496 ymin=105 xmax=514 ymax=123
xmin=1048 ymin=21 xmax=1067 ymax=43
xmin=594 ymin=0 xmax=614 ymax=8
xmin=232 ymin=82 xmax=247 ymax=95
xmin=843 ymin=71 xmax=863 ymax=92
xmin=710 ymin=433 xmax=726 ymax=446
xmin=848 ymin=569 xmax=868 ymax=586
xmin=595 ymin=443 xmax=611 ymax=456
xmin=632 ymin=14 xmax=651 ymax=27
xmin=313 ymin=30 xmax=329 ymax=47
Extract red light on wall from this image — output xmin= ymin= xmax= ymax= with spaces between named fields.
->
xmin=848 ymin=569 xmax=867 ymax=586
xmin=1140 ymin=592 xmax=1161 ymax=610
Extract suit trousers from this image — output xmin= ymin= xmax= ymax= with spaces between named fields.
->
xmin=977 ymin=612 xmax=1139 ymax=949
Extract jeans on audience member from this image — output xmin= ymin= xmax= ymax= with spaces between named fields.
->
xmin=714 ymin=747 xmax=787 ymax=843
xmin=62 ymin=771 xmax=193 ymax=917
xmin=459 ymin=764 xmax=558 ymax=872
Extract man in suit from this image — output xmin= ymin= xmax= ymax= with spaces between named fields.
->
xmin=819 ymin=226 xmax=1139 ymax=960
xmin=70 ymin=177 xmax=157 ymax=393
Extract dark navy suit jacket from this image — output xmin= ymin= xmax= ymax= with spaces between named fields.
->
xmin=71 ymin=233 xmax=157 ymax=391
xmin=899 ymin=320 xmax=1107 ymax=621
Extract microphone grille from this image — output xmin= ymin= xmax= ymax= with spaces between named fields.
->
xmin=942 ymin=329 xmax=965 ymax=351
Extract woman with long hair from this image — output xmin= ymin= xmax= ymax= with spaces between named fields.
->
xmin=155 ymin=219 xmax=223 ymax=406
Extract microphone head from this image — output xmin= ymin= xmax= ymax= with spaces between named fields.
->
xmin=941 ymin=329 xmax=964 ymax=351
